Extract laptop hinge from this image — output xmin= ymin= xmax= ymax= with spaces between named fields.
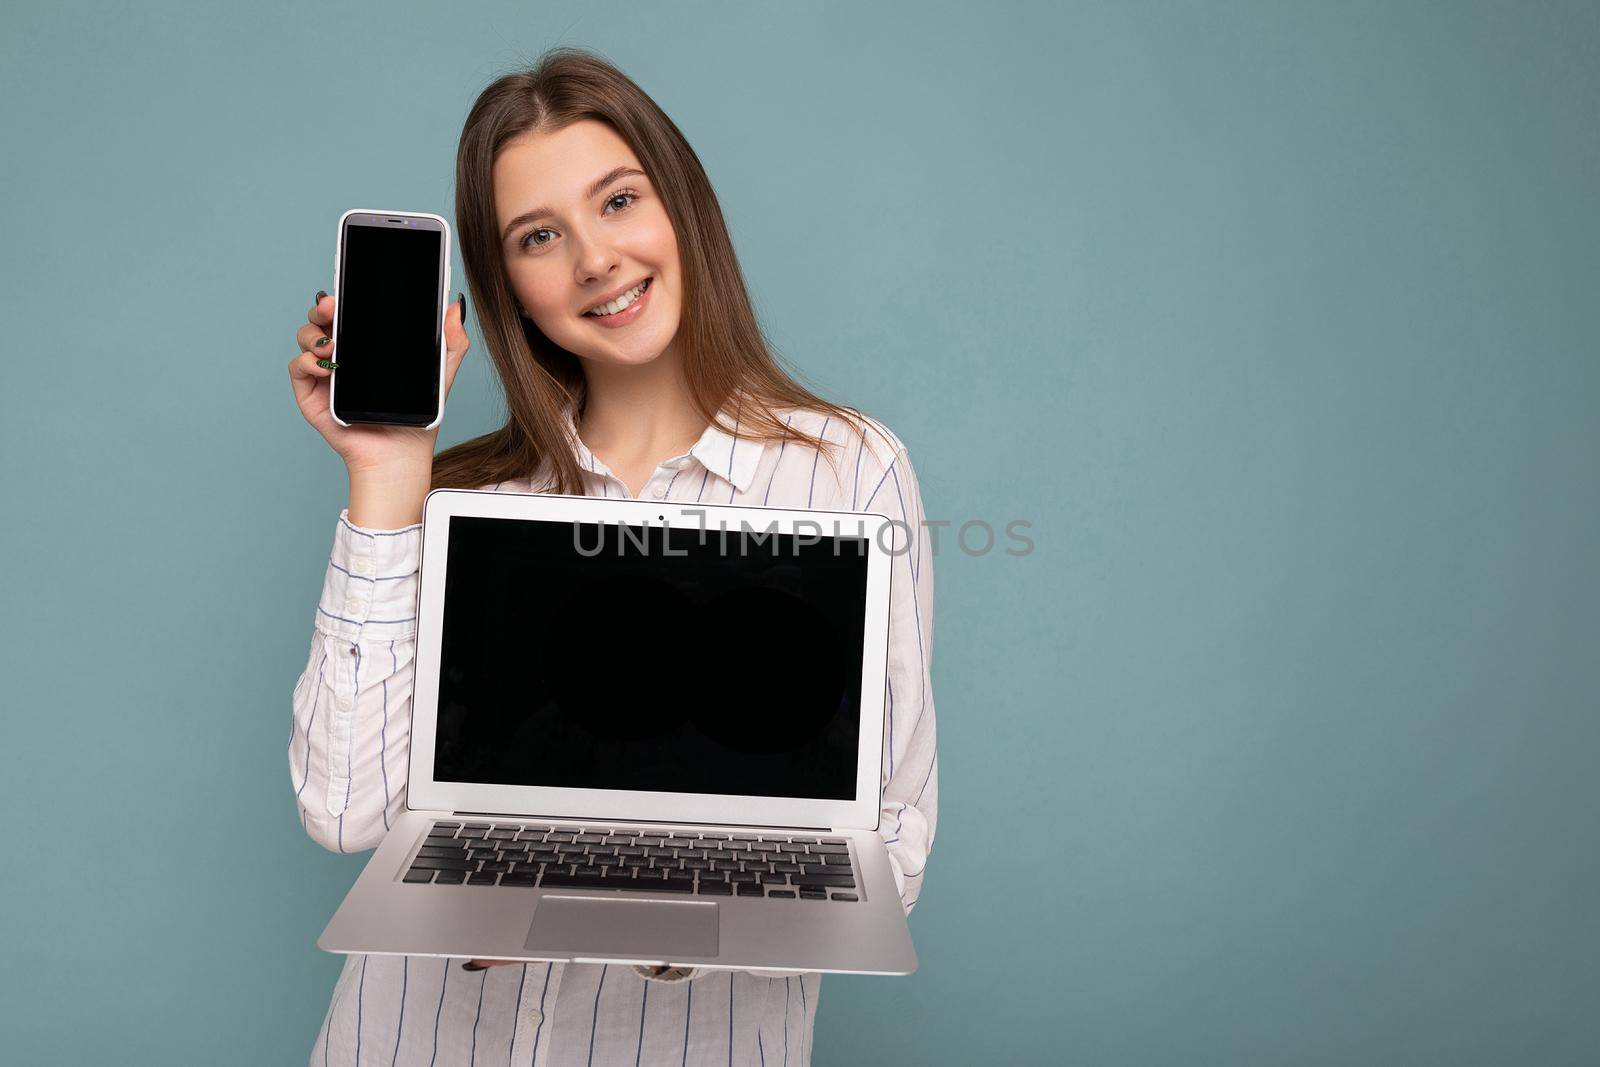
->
xmin=449 ymin=811 xmax=833 ymax=832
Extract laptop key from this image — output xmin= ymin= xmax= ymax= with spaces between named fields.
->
xmin=760 ymin=874 xmax=788 ymax=885
xmin=797 ymin=888 xmax=827 ymax=900
xmin=500 ymin=873 xmax=537 ymax=886
xmin=698 ymin=881 xmax=733 ymax=895
xmin=409 ymin=857 xmax=475 ymax=871
xmin=821 ymin=855 xmax=852 ymax=866
xmin=736 ymin=883 xmax=764 ymax=896
xmin=539 ymin=871 xmax=614 ymax=889
xmin=433 ymin=869 xmax=467 ymax=884
xmin=769 ymin=890 xmax=796 ymax=898
xmin=808 ymin=843 xmax=849 ymax=855
xmin=403 ymin=868 xmax=435 ymax=883
xmin=467 ymin=873 xmax=499 ymax=885
xmin=792 ymin=873 xmax=855 ymax=888
xmin=831 ymin=893 xmax=859 ymax=902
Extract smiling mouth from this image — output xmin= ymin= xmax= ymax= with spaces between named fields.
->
xmin=582 ymin=277 xmax=653 ymax=318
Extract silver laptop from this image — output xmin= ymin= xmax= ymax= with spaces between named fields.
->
xmin=318 ymin=487 xmax=919 ymax=975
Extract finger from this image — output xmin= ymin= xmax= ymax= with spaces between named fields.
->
xmin=289 ymin=349 xmax=333 ymax=381
xmin=289 ymin=351 xmax=332 ymax=405
xmin=309 ymin=291 xmax=334 ymax=329
xmin=446 ymin=293 xmax=469 ymax=359
xmin=443 ymin=293 xmax=471 ymax=390
xmin=297 ymin=321 xmax=334 ymax=354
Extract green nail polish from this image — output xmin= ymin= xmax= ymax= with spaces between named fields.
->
xmin=316 ymin=336 xmax=330 ymax=347
xmin=317 ymin=358 xmax=334 ymax=369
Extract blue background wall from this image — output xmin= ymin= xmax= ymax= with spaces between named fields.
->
xmin=2 ymin=1 xmax=1596 ymax=1062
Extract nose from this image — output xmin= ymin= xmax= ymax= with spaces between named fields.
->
xmin=572 ymin=227 xmax=621 ymax=287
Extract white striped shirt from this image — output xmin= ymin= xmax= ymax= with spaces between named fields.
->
xmin=289 ymin=403 xmax=938 ymax=1065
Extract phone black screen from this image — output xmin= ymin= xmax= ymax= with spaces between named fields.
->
xmin=332 ymin=221 xmax=444 ymax=424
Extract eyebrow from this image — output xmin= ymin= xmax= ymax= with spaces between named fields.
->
xmin=500 ymin=166 xmax=647 ymax=241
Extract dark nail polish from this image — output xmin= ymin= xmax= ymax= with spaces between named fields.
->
xmin=316 ymin=336 xmax=330 ymax=347
xmin=462 ymin=961 xmax=486 ymax=971
xmin=316 ymin=290 xmax=328 ymax=303
xmin=316 ymin=358 xmax=334 ymax=369
xmin=457 ymin=292 xmax=467 ymax=327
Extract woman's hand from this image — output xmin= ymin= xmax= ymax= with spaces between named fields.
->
xmin=288 ymin=290 xmax=471 ymax=475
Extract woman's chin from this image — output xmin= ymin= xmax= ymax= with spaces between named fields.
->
xmin=577 ymin=344 xmax=669 ymax=369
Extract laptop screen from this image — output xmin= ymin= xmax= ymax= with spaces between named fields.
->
xmin=432 ymin=514 xmax=871 ymax=801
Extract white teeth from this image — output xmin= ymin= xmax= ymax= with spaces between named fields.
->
xmin=585 ymin=279 xmax=649 ymax=317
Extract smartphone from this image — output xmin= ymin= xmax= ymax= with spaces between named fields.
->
xmin=329 ymin=209 xmax=452 ymax=428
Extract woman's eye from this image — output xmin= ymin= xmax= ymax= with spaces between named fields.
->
xmin=519 ymin=190 xmax=639 ymax=251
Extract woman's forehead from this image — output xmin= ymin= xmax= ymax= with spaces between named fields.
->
xmin=493 ymin=120 xmax=642 ymax=206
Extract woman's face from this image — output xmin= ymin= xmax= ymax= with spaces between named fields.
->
xmin=493 ymin=119 xmax=682 ymax=370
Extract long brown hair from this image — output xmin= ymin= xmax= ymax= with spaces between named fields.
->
xmin=434 ymin=47 xmax=885 ymax=495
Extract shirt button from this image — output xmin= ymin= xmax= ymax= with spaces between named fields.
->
xmin=527 ymin=1008 xmax=543 ymax=1026
xmin=344 ymin=598 xmax=362 ymax=615
xmin=650 ymin=485 xmax=666 ymax=499
xmin=352 ymin=560 xmax=372 ymax=576
xmin=336 ymin=696 xmax=352 ymax=712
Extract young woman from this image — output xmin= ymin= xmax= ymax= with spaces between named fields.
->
xmin=286 ymin=49 xmax=937 ymax=1066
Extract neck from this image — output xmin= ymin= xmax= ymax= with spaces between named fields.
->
xmin=577 ymin=349 xmax=706 ymax=461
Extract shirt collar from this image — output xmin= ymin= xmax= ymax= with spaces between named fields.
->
xmin=557 ymin=394 xmax=765 ymax=494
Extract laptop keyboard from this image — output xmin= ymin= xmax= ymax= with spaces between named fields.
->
xmin=402 ymin=821 xmax=861 ymax=902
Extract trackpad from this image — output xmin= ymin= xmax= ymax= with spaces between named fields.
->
xmin=525 ymin=896 xmax=719 ymax=960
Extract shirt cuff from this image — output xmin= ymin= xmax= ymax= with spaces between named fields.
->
xmin=314 ymin=509 xmax=423 ymax=642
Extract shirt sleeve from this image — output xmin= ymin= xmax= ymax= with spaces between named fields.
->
xmin=288 ymin=508 xmax=423 ymax=853
xmin=860 ymin=444 xmax=939 ymax=916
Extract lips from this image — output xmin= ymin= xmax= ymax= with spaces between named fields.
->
xmin=581 ymin=277 xmax=655 ymax=330
xmin=582 ymin=277 xmax=652 ymax=317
